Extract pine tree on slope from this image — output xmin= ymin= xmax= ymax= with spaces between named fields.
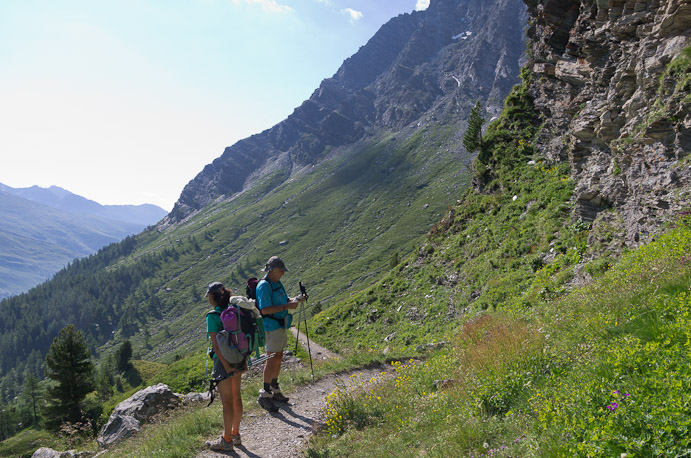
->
xmin=44 ymin=325 xmax=94 ymax=427
xmin=463 ymin=101 xmax=485 ymax=154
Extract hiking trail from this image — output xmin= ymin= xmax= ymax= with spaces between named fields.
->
xmin=197 ymin=331 xmax=385 ymax=458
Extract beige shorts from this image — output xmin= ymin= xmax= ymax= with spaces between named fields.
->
xmin=265 ymin=328 xmax=288 ymax=353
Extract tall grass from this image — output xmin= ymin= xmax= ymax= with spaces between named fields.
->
xmin=455 ymin=315 xmax=545 ymax=417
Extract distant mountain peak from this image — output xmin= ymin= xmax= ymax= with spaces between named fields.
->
xmin=166 ymin=0 xmax=529 ymax=224
xmin=0 ymin=183 xmax=168 ymax=298
xmin=0 ymin=182 xmax=167 ymax=226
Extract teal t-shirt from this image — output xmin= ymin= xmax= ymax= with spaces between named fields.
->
xmin=256 ymin=277 xmax=289 ymax=332
xmin=206 ymin=305 xmax=225 ymax=360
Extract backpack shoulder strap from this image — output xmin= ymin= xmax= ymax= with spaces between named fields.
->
xmin=206 ymin=309 xmax=222 ymax=317
xmin=261 ymin=276 xmax=286 ymax=294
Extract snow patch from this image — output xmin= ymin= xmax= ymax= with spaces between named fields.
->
xmin=452 ymin=31 xmax=472 ymax=40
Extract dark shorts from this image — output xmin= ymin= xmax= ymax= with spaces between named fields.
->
xmin=212 ymin=357 xmax=246 ymax=381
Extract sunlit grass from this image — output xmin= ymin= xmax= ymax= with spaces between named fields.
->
xmin=305 ymin=216 xmax=691 ymax=457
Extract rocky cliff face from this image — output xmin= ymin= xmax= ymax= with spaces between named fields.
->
xmin=524 ymin=0 xmax=690 ymax=248
xmin=165 ymin=0 xmax=528 ymax=224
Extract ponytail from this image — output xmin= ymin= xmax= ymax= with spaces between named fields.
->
xmin=210 ymin=286 xmax=231 ymax=308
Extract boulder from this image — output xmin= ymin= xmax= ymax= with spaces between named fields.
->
xmin=97 ymin=383 xmax=181 ymax=448
xmin=183 ymin=391 xmax=211 ymax=405
xmin=415 ymin=341 xmax=448 ymax=352
xmin=97 ymin=414 xmax=141 ymax=448
xmin=108 ymin=383 xmax=180 ymax=423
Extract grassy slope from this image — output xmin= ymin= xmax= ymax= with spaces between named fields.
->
xmin=0 ymin=231 xmax=80 ymax=298
xmin=309 ymin=69 xmax=584 ymax=352
xmin=0 ymin=192 xmax=147 ymax=299
xmin=303 ymin=71 xmax=691 ymax=457
xmin=306 ymin=217 xmax=691 ymax=458
xmin=100 ymin=125 xmax=470 ymax=365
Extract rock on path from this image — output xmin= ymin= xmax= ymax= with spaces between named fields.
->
xmin=198 ymin=366 xmax=386 ymax=458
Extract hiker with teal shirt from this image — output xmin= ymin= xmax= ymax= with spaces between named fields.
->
xmin=256 ymin=256 xmax=305 ymax=411
xmin=205 ymin=282 xmax=245 ymax=452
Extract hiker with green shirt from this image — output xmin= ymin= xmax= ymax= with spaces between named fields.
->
xmin=205 ymin=282 xmax=245 ymax=452
xmin=256 ymin=256 xmax=305 ymax=411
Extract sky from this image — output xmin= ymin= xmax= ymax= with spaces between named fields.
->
xmin=0 ymin=0 xmax=431 ymax=211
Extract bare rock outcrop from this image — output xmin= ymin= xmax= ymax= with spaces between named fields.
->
xmin=525 ymin=0 xmax=691 ymax=248
xmin=97 ymin=383 xmax=181 ymax=448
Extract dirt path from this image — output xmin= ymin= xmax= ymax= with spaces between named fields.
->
xmin=198 ymin=366 xmax=386 ymax=458
xmin=289 ymin=327 xmax=338 ymax=361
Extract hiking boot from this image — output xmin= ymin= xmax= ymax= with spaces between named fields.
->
xmin=271 ymin=389 xmax=289 ymax=403
xmin=207 ymin=436 xmax=234 ymax=452
xmin=257 ymin=395 xmax=279 ymax=412
xmin=231 ymin=433 xmax=242 ymax=446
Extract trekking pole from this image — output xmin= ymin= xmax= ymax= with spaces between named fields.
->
xmin=299 ymin=282 xmax=315 ymax=378
xmin=293 ymin=300 xmax=303 ymax=355
xmin=290 ymin=286 xmax=305 ymax=381
xmin=289 ymin=298 xmax=301 ymax=382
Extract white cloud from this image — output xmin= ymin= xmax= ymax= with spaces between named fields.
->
xmin=415 ymin=0 xmax=430 ymax=11
xmin=233 ymin=0 xmax=293 ymax=14
xmin=341 ymin=7 xmax=363 ymax=22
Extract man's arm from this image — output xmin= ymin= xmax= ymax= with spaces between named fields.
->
xmin=261 ymin=298 xmax=303 ymax=314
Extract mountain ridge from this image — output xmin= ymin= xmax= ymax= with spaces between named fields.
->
xmin=165 ymin=0 xmax=528 ymax=224
xmin=0 ymin=185 xmax=166 ymax=299
xmin=0 ymin=183 xmax=167 ymax=226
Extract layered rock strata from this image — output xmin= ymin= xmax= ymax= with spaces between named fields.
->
xmin=525 ymin=0 xmax=691 ymax=246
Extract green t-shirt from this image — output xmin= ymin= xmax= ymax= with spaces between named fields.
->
xmin=206 ymin=305 xmax=225 ymax=359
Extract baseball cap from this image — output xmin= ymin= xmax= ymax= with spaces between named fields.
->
xmin=264 ymin=256 xmax=288 ymax=272
xmin=204 ymin=281 xmax=224 ymax=297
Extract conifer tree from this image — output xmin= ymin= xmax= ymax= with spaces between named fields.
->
xmin=0 ymin=403 xmax=9 ymax=441
xmin=390 ymin=252 xmax=400 ymax=269
xmin=115 ymin=340 xmax=133 ymax=373
xmin=463 ymin=101 xmax=485 ymax=154
xmin=44 ymin=325 xmax=94 ymax=426
xmin=22 ymin=374 xmax=41 ymax=426
xmin=95 ymin=372 xmax=113 ymax=402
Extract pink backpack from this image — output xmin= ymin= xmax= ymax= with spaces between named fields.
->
xmin=220 ymin=306 xmax=248 ymax=354
xmin=215 ymin=302 xmax=265 ymax=359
